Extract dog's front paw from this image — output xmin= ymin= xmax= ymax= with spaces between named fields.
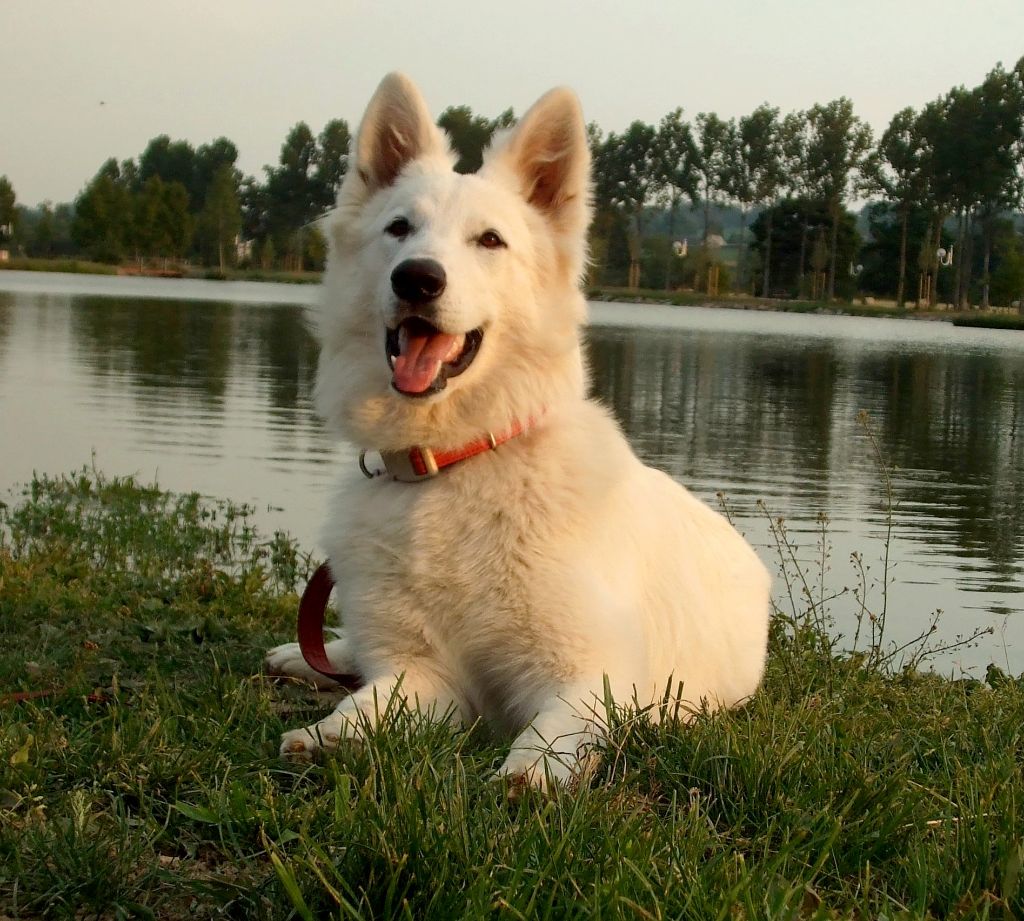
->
xmin=494 ymin=747 xmax=600 ymax=797
xmin=494 ymin=750 xmax=567 ymax=795
xmin=265 ymin=642 xmax=340 ymax=689
xmin=279 ymin=707 xmax=365 ymax=761
xmin=279 ymin=721 xmax=343 ymax=761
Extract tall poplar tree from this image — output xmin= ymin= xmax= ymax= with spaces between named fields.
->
xmin=0 ymin=176 xmax=16 ymax=242
xmin=199 ymin=164 xmax=242 ymax=271
xmin=596 ymin=122 xmax=659 ymax=288
xmin=863 ymin=108 xmax=927 ymax=306
xmin=654 ymin=108 xmax=698 ymax=288
xmin=73 ymin=159 xmax=132 ymax=262
xmin=804 ymin=99 xmax=872 ymax=299
xmin=693 ymin=113 xmax=731 ymax=242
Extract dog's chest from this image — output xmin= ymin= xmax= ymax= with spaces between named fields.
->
xmin=327 ymin=465 xmax=571 ymax=673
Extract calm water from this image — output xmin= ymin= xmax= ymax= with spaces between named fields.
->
xmin=2 ymin=271 xmax=1023 ymax=673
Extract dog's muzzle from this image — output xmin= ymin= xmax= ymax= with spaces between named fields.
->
xmin=385 ymin=317 xmax=484 ymax=397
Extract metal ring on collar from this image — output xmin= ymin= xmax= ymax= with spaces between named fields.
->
xmin=358 ymin=450 xmax=378 ymax=479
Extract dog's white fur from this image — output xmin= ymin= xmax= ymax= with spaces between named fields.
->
xmin=266 ymin=73 xmax=771 ymax=788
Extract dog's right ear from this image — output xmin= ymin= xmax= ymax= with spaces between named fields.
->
xmin=352 ymin=73 xmax=448 ymax=192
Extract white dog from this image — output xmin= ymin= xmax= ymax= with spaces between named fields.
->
xmin=266 ymin=73 xmax=771 ymax=789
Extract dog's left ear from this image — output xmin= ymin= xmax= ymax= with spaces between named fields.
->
xmin=483 ymin=88 xmax=591 ymax=237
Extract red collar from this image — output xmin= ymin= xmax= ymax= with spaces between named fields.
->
xmin=358 ymin=417 xmax=535 ymax=483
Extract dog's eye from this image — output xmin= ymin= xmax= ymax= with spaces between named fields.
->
xmin=385 ymin=217 xmax=411 ymax=238
xmin=478 ymin=230 xmax=506 ymax=250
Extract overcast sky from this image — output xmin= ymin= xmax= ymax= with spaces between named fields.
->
xmin=4 ymin=0 xmax=1023 ymax=207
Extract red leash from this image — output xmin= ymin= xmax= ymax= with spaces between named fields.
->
xmin=297 ymin=563 xmax=362 ymax=689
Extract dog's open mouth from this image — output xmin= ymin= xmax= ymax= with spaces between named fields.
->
xmin=385 ymin=317 xmax=484 ymax=397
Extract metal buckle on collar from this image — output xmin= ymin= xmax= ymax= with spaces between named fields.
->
xmin=381 ymin=446 xmax=439 ymax=482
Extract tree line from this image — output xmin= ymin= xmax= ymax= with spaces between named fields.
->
xmin=1 ymin=122 xmax=351 ymax=274
xmin=589 ymin=57 xmax=1024 ymax=308
xmin=1 ymin=56 xmax=1022 ymax=305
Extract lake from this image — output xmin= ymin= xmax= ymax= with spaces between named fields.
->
xmin=1 ymin=270 xmax=1022 ymax=673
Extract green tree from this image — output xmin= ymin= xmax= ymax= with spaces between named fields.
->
xmin=915 ymin=81 xmax=1020 ymax=309
xmin=131 ymin=175 xmax=192 ymax=264
xmin=303 ymin=224 xmax=328 ymax=272
xmin=595 ymin=121 xmax=659 ymax=288
xmin=858 ymin=201 xmax=932 ymax=301
xmin=437 ymin=106 xmax=515 ymax=173
xmin=193 ymin=137 xmax=239 ymax=209
xmin=653 ymin=109 xmax=698 ymax=288
xmin=19 ymin=202 xmax=75 ymax=258
xmin=693 ymin=113 xmax=731 ymax=242
xmin=779 ymin=111 xmax=815 ymax=296
xmin=751 ymin=198 xmax=859 ymax=299
xmin=198 ymin=164 xmax=242 ymax=271
xmin=263 ymin=122 xmax=321 ymax=265
xmin=804 ymin=98 xmax=873 ymax=299
xmin=132 ymin=175 xmax=167 ymax=263
xmin=258 ymin=235 xmax=276 ymax=270
xmin=915 ymin=97 xmax=957 ymax=306
xmin=863 ymin=108 xmax=928 ymax=306
xmin=738 ymin=105 xmax=786 ymax=298
xmin=990 ymin=223 xmax=1024 ymax=310
xmin=972 ymin=66 xmax=1023 ymax=309
xmin=587 ymin=122 xmax=632 ymax=286
xmin=239 ymin=175 xmax=269 ymax=245
xmin=32 ymin=203 xmax=55 ymax=256
xmin=120 ymin=158 xmax=139 ymax=189
xmin=73 ymin=159 xmax=132 ymax=262
xmin=315 ymin=118 xmax=352 ymax=205
xmin=0 ymin=176 xmax=16 ymax=243
xmin=725 ymin=108 xmax=786 ymax=293
xmin=137 ymin=135 xmax=196 ymax=195
xmin=161 ymin=181 xmax=192 ymax=261
xmin=720 ymin=118 xmax=754 ymax=290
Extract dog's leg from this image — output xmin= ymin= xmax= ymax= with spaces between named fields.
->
xmin=495 ymin=682 xmax=606 ymax=792
xmin=279 ymin=665 xmax=465 ymax=760
xmin=264 ymin=632 xmax=357 ymax=690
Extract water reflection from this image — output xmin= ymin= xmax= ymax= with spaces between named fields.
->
xmin=0 ymin=292 xmax=12 ymax=354
xmin=72 ymin=297 xmax=235 ymax=401
xmin=247 ymin=305 xmax=319 ymax=412
xmin=590 ymin=332 xmax=840 ymax=496
xmin=1 ymin=278 xmax=1022 ymax=670
xmin=877 ymin=351 xmax=1024 ymax=582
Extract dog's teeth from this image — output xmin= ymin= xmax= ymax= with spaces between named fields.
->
xmin=445 ymin=335 xmax=465 ymax=362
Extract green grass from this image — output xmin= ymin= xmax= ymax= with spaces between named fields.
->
xmin=196 ymin=267 xmax=323 ymax=285
xmin=587 ymin=286 xmax=942 ymax=320
xmin=951 ymin=313 xmax=1024 ymax=331
xmin=588 ymin=285 xmax=935 ymax=319
xmin=588 ymin=286 xmax=1024 ymax=329
xmin=1 ymin=470 xmax=1022 ymax=919
xmin=0 ymin=257 xmax=119 ymax=275
xmin=0 ymin=256 xmax=322 ymax=285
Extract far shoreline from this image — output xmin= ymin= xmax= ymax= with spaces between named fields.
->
xmin=2 ymin=259 xmax=1022 ymax=330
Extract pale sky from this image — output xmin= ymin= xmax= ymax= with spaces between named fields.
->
xmin=3 ymin=0 xmax=1023 ymax=207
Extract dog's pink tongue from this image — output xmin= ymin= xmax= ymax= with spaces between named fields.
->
xmin=393 ymin=330 xmax=458 ymax=393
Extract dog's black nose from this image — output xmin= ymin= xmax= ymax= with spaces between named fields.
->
xmin=391 ymin=258 xmax=447 ymax=305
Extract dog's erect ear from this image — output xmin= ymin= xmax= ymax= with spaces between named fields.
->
xmin=483 ymin=87 xmax=591 ymax=232
xmin=353 ymin=73 xmax=448 ymax=191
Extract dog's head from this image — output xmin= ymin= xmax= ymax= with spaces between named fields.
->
xmin=314 ymin=73 xmax=592 ymax=451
